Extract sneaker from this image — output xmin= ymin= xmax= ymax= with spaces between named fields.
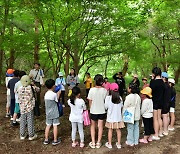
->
xmin=163 ymin=132 xmax=169 ymax=136
xmin=152 ymin=136 xmax=160 ymax=141
xmin=5 ymin=113 xmax=10 ymax=118
xmin=116 ymin=142 xmax=121 ymax=149
xmin=10 ymin=117 xmax=13 ymax=121
xmin=125 ymin=141 xmax=134 ymax=147
xmin=139 ymin=138 xmax=148 ymax=144
xmin=20 ymin=136 xmax=26 ymax=140
xmin=29 ymin=134 xmax=38 ymax=141
xmin=12 ymin=122 xmax=19 ymax=126
xmin=96 ymin=142 xmax=102 ymax=149
xmin=43 ymin=140 xmax=50 ymax=145
xmin=16 ymin=118 xmax=21 ymax=122
xmin=168 ymin=127 xmax=175 ymax=131
xmin=148 ymin=137 xmax=153 ymax=142
xmin=159 ymin=133 xmax=164 ymax=137
xmin=52 ymin=139 xmax=61 ymax=146
xmin=62 ymin=105 xmax=66 ymax=108
xmin=89 ymin=142 xmax=96 ymax=149
xmin=105 ymin=142 xmax=112 ymax=149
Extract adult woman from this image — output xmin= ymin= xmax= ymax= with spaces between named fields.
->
xmin=66 ymin=68 xmax=80 ymax=89
xmin=150 ymin=67 xmax=165 ymax=140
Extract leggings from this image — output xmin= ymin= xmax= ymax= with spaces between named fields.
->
xmin=71 ymin=122 xmax=84 ymax=142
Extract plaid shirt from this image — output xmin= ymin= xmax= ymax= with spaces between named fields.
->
xmin=18 ymin=85 xmax=35 ymax=114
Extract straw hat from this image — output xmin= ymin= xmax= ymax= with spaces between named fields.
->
xmin=110 ymin=83 xmax=119 ymax=92
xmin=21 ymin=75 xmax=31 ymax=87
xmin=142 ymin=77 xmax=148 ymax=81
xmin=141 ymin=87 xmax=152 ymax=98
xmin=133 ymin=74 xmax=138 ymax=78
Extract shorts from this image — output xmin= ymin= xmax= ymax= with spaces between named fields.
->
xmin=90 ymin=113 xmax=106 ymax=121
xmin=142 ymin=117 xmax=155 ymax=136
xmin=153 ymin=102 xmax=162 ymax=110
xmin=6 ymin=95 xmax=11 ymax=108
xmin=46 ymin=118 xmax=60 ymax=126
xmin=170 ymin=107 xmax=175 ymax=113
xmin=14 ymin=103 xmax=20 ymax=114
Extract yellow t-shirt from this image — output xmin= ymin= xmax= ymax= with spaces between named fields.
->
xmin=85 ymin=77 xmax=93 ymax=89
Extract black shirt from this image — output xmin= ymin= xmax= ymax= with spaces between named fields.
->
xmin=150 ymin=79 xmax=165 ymax=106
xmin=7 ymin=78 xmax=20 ymax=99
xmin=113 ymin=74 xmax=125 ymax=93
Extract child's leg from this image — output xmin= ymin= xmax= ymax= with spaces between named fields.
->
xmin=77 ymin=123 xmax=84 ymax=143
xmin=142 ymin=117 xmax=150 ymax=141
xmin=162 ymin=113 xmax=169 ymax=133
xmin=158 ymin=109 xmax=163 ymax=135
xmin=45 ymin=125 xmax=51 ymax=141
xmin=71 ymin=122 xmax=77 ymax=144
xmin=13 ymin=113 xmax=18 ymax=122
xmin=97 ymin=120 xmax=104 ymax=143
xmin=133 ymin=121 xmax=139 ymax=145
xmin=20 ymin=113 xmax=27 ymax=137
xmin=90 ymin=120 xmax=96 ymax=144
xmin=170 ymin=112 xmax=175 ymax=128
xmin=6 ymin=95 xmax=10 ymax=115
xmin=153 ymin=110 xmax=159 ymax=137
xmin=116 ymin=129 xmax=121 ymax=145
xmin=53 ymin=125 xmax=58 ymax=142
xmin=108 ymin=128 xmax=113 ymax=145
xmin=27 ymin=110 xmax=35 ymax=137
xmin=126 ymin=123 xmax=134 ymax=145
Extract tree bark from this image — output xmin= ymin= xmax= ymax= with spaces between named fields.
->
xmin=174 ymin=65 xmax=180 ymax=84
xmin=122 ymin=55 xmax=129 ymax=77
xmin=9 ymin=19 xmax=15 ymax=68
xmin=64 ymin=51 xmax=70 ymax=77
xmin=34 ymin=18 xmax=39 ymax=63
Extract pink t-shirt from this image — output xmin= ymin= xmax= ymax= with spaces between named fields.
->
xmin=103 ymin=82 xmax=111 ymax=91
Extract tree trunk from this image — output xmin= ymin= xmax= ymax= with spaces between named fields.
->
xmin=9 ymin=19 xmax=15 ymax=68
xmin=73 ymin=49 xmax=80 ymax=74
xmin=122 ymin=56 xmax=129 ymax=77
xmin=34 ymin=18 xmax=39 ymax=63
xmin=174 ymin=65 xmax=180 ymax=84
xmin=104 ymin=56 xmax=111 ymax=77
xmin=64 ymin=51 xmax=70 ymax=77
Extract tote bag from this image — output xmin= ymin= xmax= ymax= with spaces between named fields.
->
xmin=123 ymin=95 xmax=138 ymax=124
xmin=40 ymin=69 xmax=44 ymax=85
xmin=83 ymin=110 xmax=91 ymax=126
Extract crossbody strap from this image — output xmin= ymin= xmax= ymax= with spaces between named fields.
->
xmin=34 ymin=70 xmax=40 ymax=80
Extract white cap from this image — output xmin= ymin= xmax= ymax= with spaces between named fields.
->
xmin=58 ymin=72 xmax=63 ymax=77
xmin=168 ymin=78 xmax=175 ymax=84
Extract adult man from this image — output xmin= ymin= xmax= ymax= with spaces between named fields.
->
xmin=29 ymin=63 xmax=44 ymax=116
xmin=113 ymin=72 xmax=126 ymax=97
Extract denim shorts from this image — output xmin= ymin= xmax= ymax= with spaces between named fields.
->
xmin=46 ymin=118 xmax=60 ymax=126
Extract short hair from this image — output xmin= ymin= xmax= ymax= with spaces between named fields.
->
xmin=13 ymin=70 xmax=20 ymax=77
xmin=45 ymin=79 xmax=55 ymax=89
xmin=152 ymin=67 xmax=161 ymax=77
xmin=86 ymin=72 xmax=90 ymax=76
xmin=94 ymin=74 xmax=103 ymax=86
xmin=129 ymin=82 xmax=140 ymax=94
xmin=19 ymin=71 xmax=26 ymax=78
xmin=119 ymin=72 xmax=123 ymax=75
xmin=34 ymin=63 xmax=40 ymax=66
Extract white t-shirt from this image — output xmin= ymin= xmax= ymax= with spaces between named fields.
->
xmin=105 ymin=96 xmax=123 ymax=123
xmin=14 ymin=81 xmax=22 ymax=103
xmin=68 ymin=98 xmax=86 ymax=123
xmin=141 ymin=98 xmax=153 ymax=118
xmin=6 ymin=77 xmax=13 ymax=95
xmin=88 ymin=87 xmax=107 ymax=114
xmin=44 ymin=90 xmax=58 ymax=102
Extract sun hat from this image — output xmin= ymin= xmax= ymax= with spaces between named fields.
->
xmin=58 ymin=72 xmax=63 ymax=77
xmin=21 ymin=75 xmax=31 ymax=87
xmin=133 ymin=74 xmax=138 ymax=78
xmin=168 ymin=78 xmax=175 ymax=84
xmin=141 ymin=87 xmax=152 ymax=98
xmin=6 ymin=69 xmax=14 ymax=77
xmin=110 ymin=83 xmax=119 ymax=92
xmin=142 ymin=77 xmax=148 ymax=81
xmin=161 ymin=72 xmax=168 ymax=78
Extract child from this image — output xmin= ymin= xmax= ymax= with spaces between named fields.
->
xmin=44 ymin=79 xmax=61 ymax=145
xmin=7 ymin=70 xmax=20 ymax=119
xmin=68 ymin=87 xmax=86 ymax=148
xmin=55 ymin=72 xmax=66 ymax=107
xmin=5 ymin=69 xmax=14 ymax=117
xmin=139 ymin=87 xmax=155 ymax=144
xmin=18 ymin=75 xmax=37 ymax=140
xmin=84 ymin=72 xmax=93 ymax=97
xmin=141 ymin=78 xmax=149 ymax=101
xmin=88 ymin=74 xmax=107 ymax=149
xmin=105 ymin=83 xmax=124 ymax=149
xmin=123 ymin=83 xmax=141 ymax=146
xmin=102 ymin=77 xmax=111 ymax=92
xmin=168 ymin=78 xmax=176 ymax=131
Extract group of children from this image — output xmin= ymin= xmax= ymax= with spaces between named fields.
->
xmin=5 ymin=67 xmax=176 ymax=150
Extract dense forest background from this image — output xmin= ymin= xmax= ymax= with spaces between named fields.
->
xmin=0 ymin=0 xmax=179 ymax=85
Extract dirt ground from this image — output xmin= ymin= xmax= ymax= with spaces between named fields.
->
xmin=0 ymin=85 xmax=180 ymax=154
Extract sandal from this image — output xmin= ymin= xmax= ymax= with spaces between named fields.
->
xmin=72 ymin=142 xmax=79 ymax=147
xmin=89 ymin=142 xmax=96 ymax=149
xmin=80 ymin=142 xmax=85 ymax=148
xmin=96 ymin=142 xmax=102 ymax=149
xmin=139 ymin=138 xmax=148 ymax=144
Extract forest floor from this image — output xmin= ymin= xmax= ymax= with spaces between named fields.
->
xmin=0 ymin=85 xmax=180 ymax=154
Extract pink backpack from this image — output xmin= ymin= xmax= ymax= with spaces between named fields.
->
xmin=83 ymin=110 xmax=91 ymax=126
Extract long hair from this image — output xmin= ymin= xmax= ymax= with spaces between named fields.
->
xmin=129 ymin=83 xmax=140 ymax=94
xmin=152 ymin=67 xmax=161 ymax=79
xmin=111 ymin=90 xmax=121 ymax=104
xmin=70 ymin=68 xmax=76 ymax=76
xmin=70 ymin=86 xmax=81 ymax=105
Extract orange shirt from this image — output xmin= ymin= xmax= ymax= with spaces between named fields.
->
xmin=85 ymin=77 xmax=93 ymax=89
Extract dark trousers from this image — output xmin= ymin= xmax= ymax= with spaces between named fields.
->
xmin=142 ymin=117 xmax=155 ymax=136
xmin=86 ymin=89 xmax=90 ymax=98
xmin=10 ymin=99 xmax=15 ymax=117
xmin=34 ymin=82 xmax=41 ymax=116
xmin=60 ymin=91 xmax=65 ymax=104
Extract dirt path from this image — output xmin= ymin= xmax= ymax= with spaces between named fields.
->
xmin=0 ymin=85 xmax=179 ymax=154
